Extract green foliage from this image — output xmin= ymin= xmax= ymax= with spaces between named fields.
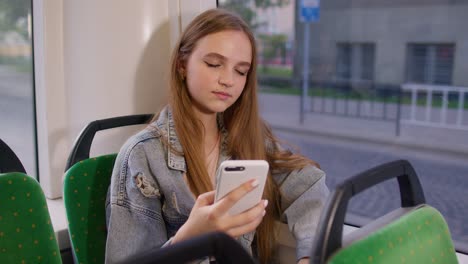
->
xmin=0 ymin=0 xmax=30 ymax=22
xmin=258 ymin=33 xmax=288 ymax=70
xmin=219 ymin=0 xmax=290 ymax=30
xmin=219 ymin=0 xmax=265 ymax=30
xmin=0 ymin=55 xmax=32 ymax=72
xmin=219 ymin=1 xmax=265 ymax=30
xmin=0 ymin=0 xmax=31 ymax=38
xmin=254 ymin=0 xmax=291 ymax=9
xmin=258 ymin=34 xmax=287 ymax=57
xmin=259 ymin=86 xmax=468 ymax=109
xmin=258 ymin=66 xmax=292 ymax=77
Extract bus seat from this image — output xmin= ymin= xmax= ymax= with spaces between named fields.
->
xmin=0 ymin=138 xmax=26 ymax=174
xmin=122 ymin=231 xmax=256 ymax=264
xmin=310 ymin=159 xmax=458 ymax=264
xmin=64 ymin=154 xmax=117 ymax=263
xmin=63 ymin=113 xmax=259 ymax=263
xmin=63 ymin=114 xmax=153 ymax=264
xmin=0 ymin=172 xmax=62 ymax=264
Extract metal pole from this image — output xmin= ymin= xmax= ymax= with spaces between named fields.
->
xmin=396 ymin=87 xmax=402 ymax=137
xmin=300 ymin=22 xmax=310 ymax=124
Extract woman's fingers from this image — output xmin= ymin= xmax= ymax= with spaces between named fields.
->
xmin=224 ymin=199 xmax=267 ymax=228
xmin=194 ymin=191 xmax=215 ymax=207
xmin=226 ymin=212 xmax=265 ymax=238
xmin=183 ymin=186 xmax=266 ymax=242
xmin=213 ymin=179 xmax=259 ymax=215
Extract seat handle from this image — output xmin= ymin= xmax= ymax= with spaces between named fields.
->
xmin=118 ymin=232 xmax=256 ymax=264
xmin=311 ymin=159 xmax=425 ymax=263
xmin=0 ymin=138 xmax=26 ymax=174
xmin=65 ymin=114 xmax=153 ymax=171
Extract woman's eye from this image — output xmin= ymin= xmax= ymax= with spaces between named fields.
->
xmin=205 ymin=62 xmax=220 ymax=68
xmin=236 ymin=70 xmax=248 ymax=76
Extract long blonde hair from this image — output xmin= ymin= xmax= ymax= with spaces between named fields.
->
xmin=168 ymin=8 xmax=318 ymax=263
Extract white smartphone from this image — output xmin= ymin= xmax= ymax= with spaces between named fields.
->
xmin=214 ymin=160 xmax=269 ymax=215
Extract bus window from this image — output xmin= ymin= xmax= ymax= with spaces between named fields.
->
xmin=220 ymin=0 xmax=468 ymax=253
xmin=0 ymin=0 xmax=36 ymax=178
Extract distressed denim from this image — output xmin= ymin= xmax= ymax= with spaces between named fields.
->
xmin=105 ymin=106 xmax=329 ymax=263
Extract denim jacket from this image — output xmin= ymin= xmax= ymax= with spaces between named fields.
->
xmin=105 ymin=106 xmax=329 ymax=263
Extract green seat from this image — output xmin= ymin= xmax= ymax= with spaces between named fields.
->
xmin=63 ymin=114 xmax=258 ymax=264
xmin=64 ymin=158 xmax=258 ymax=264
xmin=63 ymin=114 xmax=153 ymax=264
xmin=0 ymin=172 xmax=62 ymax=264
xmin=328 ymin=205 xmax=457 ymax=263
xmin=63 ymin=154 xmax=117 ymax=264
xmin=310 ymin=160 xmax=458 ymax=264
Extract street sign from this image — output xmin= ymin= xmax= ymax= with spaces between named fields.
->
xmin=300 ymin=0 xmax=320 ymax=23
xmin=299 ymin=0 xmax=320 ymax=123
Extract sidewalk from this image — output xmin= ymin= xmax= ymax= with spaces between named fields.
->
xmin=259 ymin=93 xmax=468 ymax=158
xmin=259 ymin=93 xmax=468 ymax=248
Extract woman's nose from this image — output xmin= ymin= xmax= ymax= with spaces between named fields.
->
xmin=218 ymin=70 xmax=234 ymax=87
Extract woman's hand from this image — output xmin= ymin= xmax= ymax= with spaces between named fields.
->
xmin=172 ymin=179 xmax=267 ymax=243
xmin=298 ymin=258 xmax=309 ymax=264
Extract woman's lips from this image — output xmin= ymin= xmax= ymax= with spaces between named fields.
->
xmin=213 ymin=91 xmax=231 ymax=101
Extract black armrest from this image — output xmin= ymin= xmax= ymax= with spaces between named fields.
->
xmin=310 ymin=159 xmax=425 ymax=264
xmin=65 ymin=114 xmax=153 ymax=171
xmin=0 ymin=138 xmax=26 ymax=174
xmin=118 ymin=232 xmax=256 ymax=264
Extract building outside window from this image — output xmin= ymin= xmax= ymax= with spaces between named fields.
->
xmin=406 ymin=43 xmax=455 ymax=85
xmin=336 ymin=43 xmax=351 ymax=80
xmin=219 ymin=0 xmax=468 ymax=253
xmin=336 ymin=43 xmax=375 ymax=81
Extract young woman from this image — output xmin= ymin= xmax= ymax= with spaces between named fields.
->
xmin=105 ymin=9 xmax=329 ymax=264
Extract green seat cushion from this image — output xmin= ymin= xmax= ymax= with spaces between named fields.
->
xmin=328 ymin=206 xmax=458 ymax=264
xmin=63 ymin=154 xmax=117 ymax=264
xmin=0 ymin=172 xmax=61 ymax=264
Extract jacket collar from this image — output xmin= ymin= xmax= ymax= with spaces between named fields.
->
xmin=153 ymin=106 xmax=229 ymax=173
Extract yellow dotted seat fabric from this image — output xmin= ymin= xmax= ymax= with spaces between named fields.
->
xmin=63 ymin=154 xmax=117 ymax=264
xmin=0 ymin=172 xmax=62 ymax=264
xmin=328 ymin=206 xmax=458 ymax=264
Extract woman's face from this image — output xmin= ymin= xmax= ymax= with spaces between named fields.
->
xmin=183 ymin=30 xmax=252 ymax=115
